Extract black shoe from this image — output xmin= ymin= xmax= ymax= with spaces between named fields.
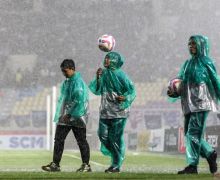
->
xmin=177 ymin=165 xmax=198 ymax=174
xmin=105 ymin=166 xmax=120 ymax=173
xmin=76 ymin=163 xmax=92 ymax=172
xmin=207 ymin=150 xmax=218 ymax=174
xmin=41 ymin=162 xmax=60 ymax=172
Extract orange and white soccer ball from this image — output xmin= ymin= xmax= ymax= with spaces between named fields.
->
xmin=98 ymin=34 xmax=115 ymax=52
xmin=168 ymin=78 xmax=182 ymax=94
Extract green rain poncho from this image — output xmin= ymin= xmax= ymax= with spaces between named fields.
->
xmin=171 ymin=35 xmax=220 ymax=114
xmin=89 ymin=51 xmax=136 ymax=168
xmin=54 ymin=72 xmax=89 ymax=128
xmin=89 ymin=51 xmax=136 ymax=115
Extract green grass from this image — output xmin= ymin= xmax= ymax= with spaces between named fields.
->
xmin=0 ymin=172 xmax=214 ymax=180
xmin=0 ymin=150 xmax=216 ymax=179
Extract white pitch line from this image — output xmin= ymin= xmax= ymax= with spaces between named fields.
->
xmin=64 ymin=154 xmax=105 ymax=167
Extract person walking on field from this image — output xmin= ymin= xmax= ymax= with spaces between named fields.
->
xmin=42 ymin=59 xmax=91 ymax=172
xmin=168 ymin=35 xmax=219 ymax=175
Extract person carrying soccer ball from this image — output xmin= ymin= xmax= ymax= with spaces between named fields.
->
xmin=168 ymin=35 xmax=220 ymax=175
xmin=42 ymin=59 xmax=91 ymax=172
xmin=89 ymin=52 xmax=136 ymax=173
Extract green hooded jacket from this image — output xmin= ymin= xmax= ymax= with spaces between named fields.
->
xmin=172 ymin=35 xmax=220 ymax=114
xmin=54 ymin=72 xmax=89 ymax=124
xmin=89 ymin=52 xmax=136 ymax=113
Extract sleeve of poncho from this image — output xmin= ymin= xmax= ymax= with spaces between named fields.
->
xmin=54 ymin=82 xmax=65 ymax=123
xmin=177 ymin=60 xmax=189 ymax=79
xmin=206 ymin=60 xmax=220 ymax=100
xmin=89 ymin=77 xmax=102 ymax=95
xmin=118 ymin=72 xmax=136 ymax=109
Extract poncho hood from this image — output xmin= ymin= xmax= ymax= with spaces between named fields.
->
xmin=104 ymin=51 xmax=124 ymax=70
xmin=189 ymin=35 xmax=209 ymax=57
xmin=177 ymin=35 xmax=220 ymax=101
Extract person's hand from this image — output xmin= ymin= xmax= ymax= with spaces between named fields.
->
xmin=167 ymin=87 xmax=173 ymax=97
xmin=62 ymin=114 xmax=71 ymax=123
xmin=96 ymin=68 xmax=103 ymax=79
xmin=167 ymin=87 xmax=179 ymax=97
xmin=116 ymin=96 xmax=126 ymax=102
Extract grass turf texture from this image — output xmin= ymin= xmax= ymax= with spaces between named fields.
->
xmin=0 ymin=172 xmax=214 ymax=180
xmin=0 ymin=150 xmax=216 ymax=179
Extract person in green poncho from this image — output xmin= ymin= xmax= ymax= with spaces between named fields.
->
xmin=89 ymin=52 xmax=136 ymax=173
xmin=168 ymin=35 xmax=219 ymax=174
xmin=42 ymin=59 xmax=91 ymax=172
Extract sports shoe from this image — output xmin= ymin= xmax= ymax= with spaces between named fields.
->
xmin=41 ymin=162 xmax=60 ymax=172
xmin=76 ymin=163 xmax=92 ymax=172
xmin=177 ymin=165 xmax=198 ymax=174
xmin=207 ymin=150 xmax=218 ymax=174
xmin=105 ymin=166 xmax=120 ymax=173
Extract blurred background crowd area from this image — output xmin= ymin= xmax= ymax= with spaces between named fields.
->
xmin=1 ymin=0 xmax=220 ymax=151
xmin=1 ymin=0 xmax=220 ymax=88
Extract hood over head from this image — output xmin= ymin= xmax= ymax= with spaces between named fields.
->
xmin=104 ymin=51 xmax=124 ymax=70
xmin=189 ymin=35 xmax=210 ymax=57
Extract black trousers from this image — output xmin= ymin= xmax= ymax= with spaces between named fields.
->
xmin=53 ymin=125 xmax=90 ymax=165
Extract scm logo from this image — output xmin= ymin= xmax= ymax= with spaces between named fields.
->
xmin=9 ymin=136 xmax=44 ymax=149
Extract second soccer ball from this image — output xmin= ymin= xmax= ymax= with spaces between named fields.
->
xmin=168 ymin=78 xmax=182 ymax=94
